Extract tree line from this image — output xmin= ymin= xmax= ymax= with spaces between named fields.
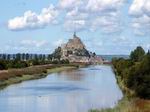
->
xmin=0 ymin=49 xmax=69 ymax=70
xmin=0 ymin=54 xmax=49 ymax=61
xmin=112 ymin=46 xmax=150 ymax=99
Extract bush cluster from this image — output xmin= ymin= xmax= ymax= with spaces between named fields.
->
xmin=112 ymin=46 xmax=150 ymax=99
xmin=0 ymin=58 xmax=70 ymax=70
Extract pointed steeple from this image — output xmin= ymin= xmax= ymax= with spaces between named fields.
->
xmin=73 ymin=32 xmax=77 ymax=38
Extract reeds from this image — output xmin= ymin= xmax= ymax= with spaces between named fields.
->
xmin=0 ymin=64 xmax=78 ymax=81
xmin=90 ymin=98 xmax=150 ymax=112
xmin=0 ymin=64 xmax=54 ymax=81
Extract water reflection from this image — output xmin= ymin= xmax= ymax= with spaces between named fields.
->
xmin=23 ymin=85 xmax=89 ymax=92
xmin=0 ymin=65 xmax=123 ymax=112
xmin=57 ymin=70 xmax=87 ymax=81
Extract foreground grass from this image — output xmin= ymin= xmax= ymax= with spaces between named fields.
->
xmin=90 ymin=97 xmax=150 ymax=112
xmin=0 ymin=64 xmax=79 ymax=89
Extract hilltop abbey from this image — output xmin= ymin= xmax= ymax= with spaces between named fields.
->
xmin=59 ymin=33 xmax=103 ymax=64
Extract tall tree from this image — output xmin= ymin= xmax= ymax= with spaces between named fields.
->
xmin=7 ymin=54 xmax=11 ymax=60
xmin=42 ymin=54 xmax=46 ymax=61
xmin=16 ymin=53 xmax=21 ymax=61
xmin=22 ymin=53 xmax=25 ymax=61
xmin=25 ymin=53 xmax=30 ymax=60
xmin=53 ymin=47 xmax=62 ymax=60
xmin=39 ymin=54 xmax=43 ymax=60
xmin=130 ymin=46 xmax=145 ymax=62
xmin=2 ymin=54 xmax=6 ymax=60
xmin=48 ymin=54 xmax=53 ymax=61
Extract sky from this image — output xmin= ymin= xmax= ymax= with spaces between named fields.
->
xmin=0 ymin=0 xmax=150 ymax=55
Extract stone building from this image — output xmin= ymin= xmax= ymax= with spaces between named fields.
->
xmin=61 ymin=32 xmax=87 ymax=58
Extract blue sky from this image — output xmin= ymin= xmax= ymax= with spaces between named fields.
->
xmin=0 ymin=0 xmax=150 ymax=55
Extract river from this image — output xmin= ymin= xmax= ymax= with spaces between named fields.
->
xmin=0 ymin=65 xmax=123 ymax=112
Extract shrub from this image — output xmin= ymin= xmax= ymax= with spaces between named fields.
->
xmin=112 ymin=47 xmax=150 ymax=99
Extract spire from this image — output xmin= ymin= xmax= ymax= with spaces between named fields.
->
xmin=73 ymin=32 xmax=76 ymax=38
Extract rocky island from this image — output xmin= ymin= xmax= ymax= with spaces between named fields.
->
xmin=52 ymin=33 xmax=103 ymax=64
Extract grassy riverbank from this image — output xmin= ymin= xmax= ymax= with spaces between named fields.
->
xmin=90 ymin=74 xmax=150 ymax=112
xmin=91 ymin=97 xmax=150 ymax=112
xmin=0 ymin=64 xmax=79 ymax=89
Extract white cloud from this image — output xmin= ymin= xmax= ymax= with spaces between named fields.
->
xmin=90 ymin=14 xmax=121 ymax=33
xmin=64 ymin=19 xmax=86 ymax=32
xmin=112 ymin=36 xmax=130 ymax=44
xmin=7 ymin=0 xmax=127 ymax=33
xmin=66 ymin=7 xmax=88 ymax=20
xmin=101 ymin=16 xmax=119 ymax=26
xmin=61 ymin=0 xmax=126 ymax=33
xmin=86 ymin=0 xmax=125 ymax=12
xmin=52 ymin=39 xmax=65 ymax=47
xmin=8 ymin=4 xmax=58 ymax=31
xmin=130 ymin=15 xmax=150 ymax=36
xmin=129 ymin=0 xmax=150 ymax=35
xmin=144 ymin=0 xmax=150 ymax=16
xmin=146 ymin=44 xmax=150 ymax=50
xmin=58 ymin=0 xmax=126 ymax=12
xmin=129 ymin=0 xmax=150 ymax=17
xmin=129 ymin=0 xmax=145 ymax=17
xmin=0 ymin=39 xmax=57 ymax=53
xmin=21 ymin=39 xmax=47 ymax=47
xmin=63 ymin=7 xmax=89 ymax=32
xmin=58 ymin=0 xmax=83 ymax=10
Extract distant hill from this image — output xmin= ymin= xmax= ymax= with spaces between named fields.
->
xmin=100 ymin=55 xmax=129 ymax=61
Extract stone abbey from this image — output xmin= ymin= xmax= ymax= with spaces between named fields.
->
xmin=60 ymin=33 xmax=103 ymax=64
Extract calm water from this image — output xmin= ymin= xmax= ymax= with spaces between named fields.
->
xmin=0 ymin=65 xmax=123 ymax=112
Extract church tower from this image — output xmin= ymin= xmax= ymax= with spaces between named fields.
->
xmin=73 ymin=32 xmax=77 ymax=38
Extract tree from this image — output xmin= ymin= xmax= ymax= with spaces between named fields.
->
xmin=127 ymin=55 xmax=150 ymax=99
xmin=42 ymin=54 xmax=46 ymax=61
xmin=147 ymin=50 xmax=150 ymax=55
xmin=130 ymin=46 xmax=145 ymax=62
xmin=7 ymin=54 xmax=11 ymax=60
xmin=34 ymin=54 xmax=38 ymax=60
xmin=12 ymin=60 xmax=28 ymax=68
xmin=22 ymin=53 xmax=26 ymax=61
xmin=39 ymin=54 xmax=43 ymax=60
xmin=2 ymin=54 xmax=6 ymax=60
xmin=30 ymin=59 xmax=39 ymax=65
xmin=93 ymin=52 xmax=96 ymax=57
xmin=48 ymin=54 xmax=53 ymax=61
xmin=52 ymin=47 xmax=62 ymax=60
xmin=16 ymin=53 xmax=21 ymax=61
xmin=13 ymin=54 xmax=16 ymax=60
xmin=25 ymin=53 xmax=30 ymax=60
xmin=0 ymin=60 xmax=7 ymax=70
xmin=112 ymin=49 xmax=150 ymax=99
xmin=60 ymin=59 xmax=70 ymax=64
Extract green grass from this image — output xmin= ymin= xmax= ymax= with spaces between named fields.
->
xmin=0 ymin=74 xmax=47 ymax=89
xmin=90 ymin=98 xmax=146 ymax=112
